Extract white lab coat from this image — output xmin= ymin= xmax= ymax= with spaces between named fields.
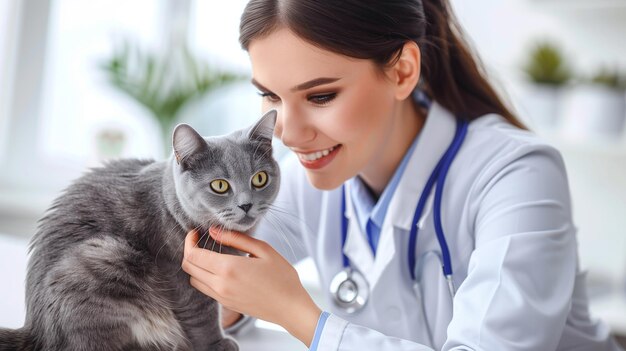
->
xmin=254 ymin=102 xmax=623 ymax=350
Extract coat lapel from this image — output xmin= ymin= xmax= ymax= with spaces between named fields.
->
xmin=343 ymin=181 xmax=375 ymax=276
xmin=384 ymin=102 xmax=457 ymax=231
xmin=374 ymin=102 xmax=457 ymax=289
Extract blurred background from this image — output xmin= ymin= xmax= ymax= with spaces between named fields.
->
xmin=0 ymin=0 xmax=625 ymax=349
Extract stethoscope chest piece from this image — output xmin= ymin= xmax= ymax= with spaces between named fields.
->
xmin=330 ymin=267 xmax=369 ymax=313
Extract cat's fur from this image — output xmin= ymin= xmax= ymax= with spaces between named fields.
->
xmin=0 ymin=110 xmax=280 ymax=351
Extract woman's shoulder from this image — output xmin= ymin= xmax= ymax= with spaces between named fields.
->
xmin=460 ymin=113 xmax=569 ymax=194
xmin=465 ymin=113 xmax=564 ymax=163
xmin=469 ymin=113 xmax=551 ymax=148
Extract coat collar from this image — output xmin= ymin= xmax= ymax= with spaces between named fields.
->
xmin=342 ymin=101 xmax=458 ymax=287
xmin=384 ymin=101 xmax=457 ymax=231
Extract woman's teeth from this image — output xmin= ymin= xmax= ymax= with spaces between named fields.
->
xmin=298 ymin=146 xmax=337 ymax=162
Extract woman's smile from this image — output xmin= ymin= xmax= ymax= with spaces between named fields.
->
xmin=293 ymin=144 xmax=343 ymax=170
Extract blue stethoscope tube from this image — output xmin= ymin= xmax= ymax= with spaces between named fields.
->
xmin=334 ymin=118 xmax=469 ymax=312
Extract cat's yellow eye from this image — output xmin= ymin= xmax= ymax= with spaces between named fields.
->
xmin=210 ymin=179 xmax=230 ymax=194
xmin=251 ymin=171 xmax=268 ymax=188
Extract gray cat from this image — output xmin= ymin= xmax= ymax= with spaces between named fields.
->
xmin=0 ymin=110 xmax=280 ymax=351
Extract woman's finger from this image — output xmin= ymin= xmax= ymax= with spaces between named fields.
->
xmin=184 ymin=229 xmax=200 ymax=258
xmin=191 ymin=277 xmax=244 ymax=315
xmin=190 ymin=276 xmax=221 ymax=300
xmin=209 ymin=227 xmax=272 ymax=258
xmin=181 ymin=256 xmax=218 ymax=281
xmin=184 ymin=230 xmax=246 ymax=276
xmin=184 ymin=230 xmax=224 ymax=272
xmin=184 ymin=230 xmax=220 ymax=261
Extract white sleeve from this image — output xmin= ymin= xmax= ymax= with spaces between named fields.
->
xmin=444 ymin=144 xmax=577 ymax=350
xmin=314 ymin=144 xmax=577 ymax=351
xmin=253 ymin=154 xmax=309 ymax=265
xmin=315 ymin=314 xmax=434 ymax=351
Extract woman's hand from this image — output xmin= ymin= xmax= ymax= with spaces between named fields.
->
xmin=182 ymin=228 xmax=321 ymax=347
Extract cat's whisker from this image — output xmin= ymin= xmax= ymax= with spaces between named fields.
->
xmin=266 ymin=203 xmax=311 ymax=227
xmin=154 ymin=221 xmax=178 ymax=263
xmin=216 ymin=223 xmax=227 ymax=254
xmin=156 ymin=219 xmax=196 ymax=272
xmin=198 ymin=227 xmax=211 ymax=250
xmin=209 ymin=213 xmax=229 ymax=252
xmin=263 ymin=211 xmax=299 ymax=263
xmin=188 ymin=223 xmax=203 ymax=249
xmin=265 ymin=204 xmax=310 ymax=253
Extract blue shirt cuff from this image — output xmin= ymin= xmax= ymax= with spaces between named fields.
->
xmin=309 ymin=311 xmax=330 ymax=351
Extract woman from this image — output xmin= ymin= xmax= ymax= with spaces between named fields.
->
xmin=182 ymin=0 xmax=623 ymax=350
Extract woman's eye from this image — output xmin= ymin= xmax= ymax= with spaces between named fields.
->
xmin=210 ymin=179 xmax=230 ymax=194
xmin=308 ymin=93 xmax=337 ymax=105
xmin=251 ymin=171 xmax=268 ymax=188
xmin=257 ymin=92 xmax=280 ymax=103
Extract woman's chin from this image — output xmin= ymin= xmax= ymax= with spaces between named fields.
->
xmin=305 ymin=172 xmax=346 ymax=191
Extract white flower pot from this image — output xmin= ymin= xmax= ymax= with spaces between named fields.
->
xmin=561 ymin=85 xmax=626 ymax=142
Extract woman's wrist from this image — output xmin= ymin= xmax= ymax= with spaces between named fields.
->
xmin=221 ymin=307 xmax=243 ymax=329
xmin=282 ymin=297 xmax=322 ymax=348
xmin=223 ymin=313 xmax=255 ymax=336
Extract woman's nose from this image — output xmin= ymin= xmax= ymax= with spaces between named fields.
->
xmin=274 ymin=106 xmax=315 ymax=147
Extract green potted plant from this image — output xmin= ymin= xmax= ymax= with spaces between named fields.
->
xmin=523 ymin=42 xmax=571 ymax=86
xmin=100 ymin=39 xmax=242 ymax=156
xmin=520 ymin=40 xmax=572 ymax=130
xmin=561 ymin=66 xmax=626 ymax=141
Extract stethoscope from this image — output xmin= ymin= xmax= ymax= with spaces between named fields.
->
xmin=330 ymin=117 xmax=469 ymax=313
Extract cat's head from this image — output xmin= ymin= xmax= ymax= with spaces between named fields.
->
xmin=170 ymin=110 xmax=279 ymax=233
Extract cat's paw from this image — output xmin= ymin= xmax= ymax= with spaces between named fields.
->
xmin=212 ymin=337 xmax=238 ymax=351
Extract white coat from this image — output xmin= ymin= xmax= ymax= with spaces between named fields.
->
xmin=254 ymin=101 xmax=623 ymax=350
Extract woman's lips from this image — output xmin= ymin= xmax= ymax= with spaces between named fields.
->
xmin=295 ymin=144 xmax=342 ymax=170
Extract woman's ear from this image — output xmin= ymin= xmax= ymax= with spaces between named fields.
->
xmin=389 ymin=41 xmax=421 ymax=100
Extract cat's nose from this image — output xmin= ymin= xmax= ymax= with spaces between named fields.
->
xmin=238 ymin=203 xmax=252 ymax=214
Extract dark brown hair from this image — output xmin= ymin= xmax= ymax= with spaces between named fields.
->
xmin=239 ymin=0 xmax=526 ymax=129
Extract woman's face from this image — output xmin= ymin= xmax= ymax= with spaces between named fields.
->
xmin=248 ymin=28 xmax=406 ymax=190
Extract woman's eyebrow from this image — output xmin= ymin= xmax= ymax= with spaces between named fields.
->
xmin=251 ymin=78 xmax=270 ymax=92
xmin=251 ymin=77 xmax=341 ymax=93
xmin=290 ymin=77 xmax=341 ymax=92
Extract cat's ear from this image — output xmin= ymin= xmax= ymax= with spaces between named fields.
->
xmin=172 ymin=124 xmax=208 ymax=169
xmin=247 ymin=109 xmax=277 ymax=143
